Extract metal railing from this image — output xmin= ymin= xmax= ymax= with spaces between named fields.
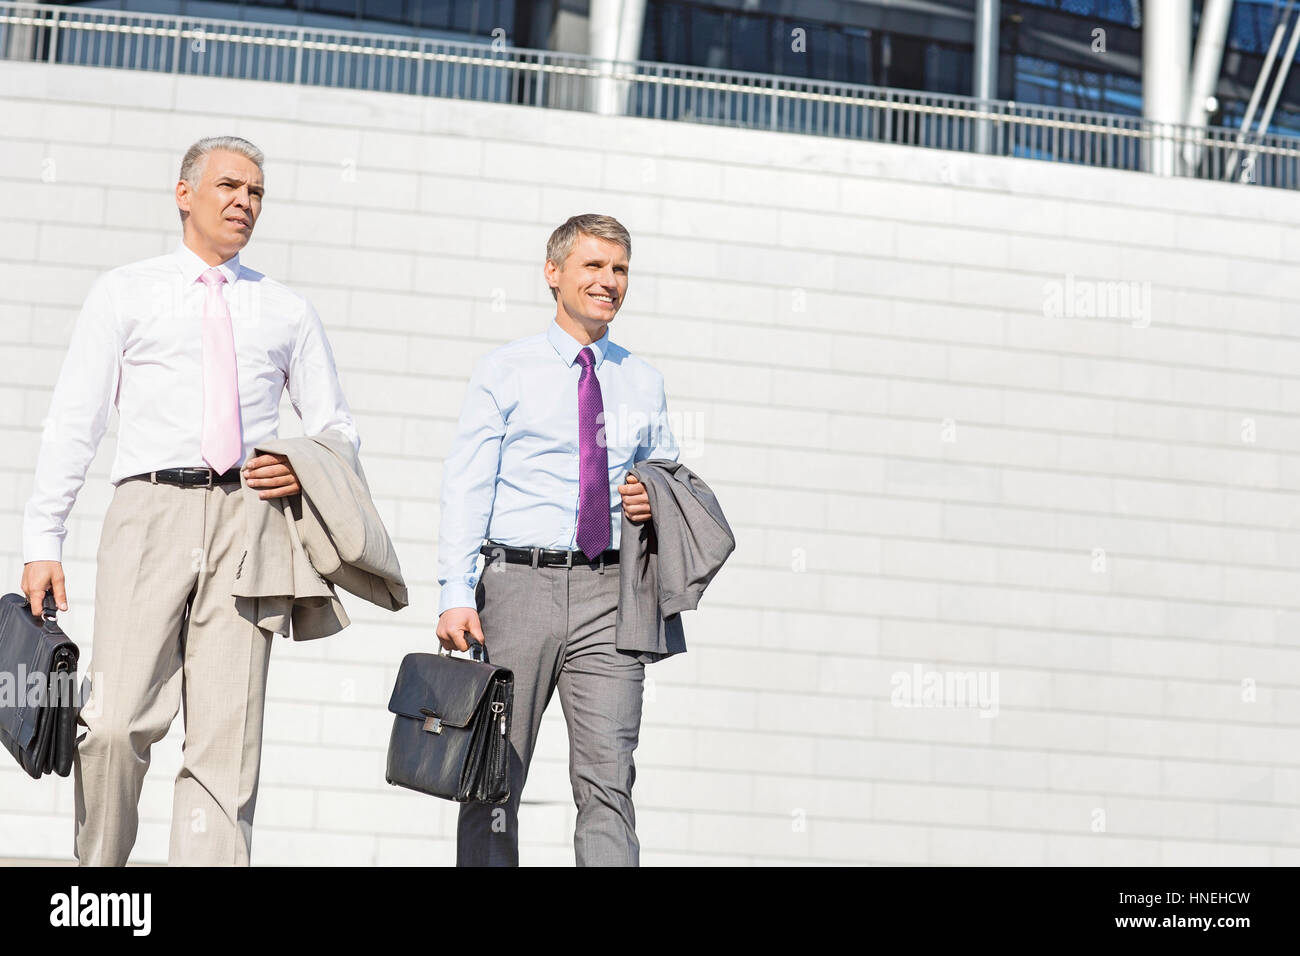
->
xmin=4 ymin=1 xmax=1300 ymax=189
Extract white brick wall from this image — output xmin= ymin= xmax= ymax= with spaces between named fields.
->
xmin=2 ymin=59 xmax=1299 ymax=866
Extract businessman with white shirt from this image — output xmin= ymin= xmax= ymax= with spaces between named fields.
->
xmin=18 ymin=136 xmax=360 ymax=866
xmin=436 ymin=214 xmax=678 ymax=866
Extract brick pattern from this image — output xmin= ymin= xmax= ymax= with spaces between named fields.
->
xmin=1 ymin=61 xmax=1298 ymax=865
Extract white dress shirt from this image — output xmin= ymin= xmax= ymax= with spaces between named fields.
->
xmin=22 ymin=241 xmax=360 ymax=564
xmin=436 ymin=318 xmax=680 ymax=615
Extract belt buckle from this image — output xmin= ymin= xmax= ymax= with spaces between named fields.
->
xmin=205 ymin=469 xmax=215 ymax=489
xmin=529 ymin=547 xmax=539 ymax=569
xmin=149 ymin=471 xmax=159 ymax=485
xmin=563 ymin=549 xmax=574 ymax=569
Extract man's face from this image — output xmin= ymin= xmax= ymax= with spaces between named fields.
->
xmin=175 ymin=149 xmax=263 ymax=259
xmin=546 ymin=233 xmax=629 ymax=331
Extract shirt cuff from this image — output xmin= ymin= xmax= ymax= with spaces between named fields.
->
xmin=23 ymin=534 xmax=65 ymax=565
xmin=437 ymin=581 xmax=479 ymax=616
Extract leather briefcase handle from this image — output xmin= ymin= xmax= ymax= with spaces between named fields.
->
xmin=24 ymin=587 xmax=58 ymax=623
xmin=439 ymin=636 xmax=490 ymax=665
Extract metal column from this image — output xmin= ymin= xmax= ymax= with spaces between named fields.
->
xmin=1181 ymin=0 xmax=1233 ymax=174
xmin=590 ymin=0 xmax=647 ymax=116
xmin=1142 ymin=0 xmax=1192 ymax=176
xmin=973 ymin=0 xmax=1000 ymax=154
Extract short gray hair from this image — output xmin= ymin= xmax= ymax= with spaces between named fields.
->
xmin=545 ymin=214 xmax=632 ymax=301
xmin=178 ymin=136 xmax=264 ymax=185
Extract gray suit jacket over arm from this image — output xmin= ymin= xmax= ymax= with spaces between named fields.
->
xmin=616 ymin=459 xmax=735 ymax=663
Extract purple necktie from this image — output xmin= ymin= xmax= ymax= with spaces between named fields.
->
xmin=575 ymin=346 xmax=610 ymax=561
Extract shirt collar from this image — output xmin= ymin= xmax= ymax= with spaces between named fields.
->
xmin=173 ymin=240 xmax=241 ymax=287
xmin=548 ymin=318 xmax=610 ymax=369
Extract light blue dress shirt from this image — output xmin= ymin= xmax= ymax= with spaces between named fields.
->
xmin=437 ymin=318 xmax=680 ymax=614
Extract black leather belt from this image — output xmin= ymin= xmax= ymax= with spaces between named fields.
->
xmin=127 ymin=466 xmax=243 ymax=487
xmin=481 ymin=543 xmax=619 ymax=569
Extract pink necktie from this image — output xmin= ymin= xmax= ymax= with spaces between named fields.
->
xmin=199 ymin=268 xmax=242 ymax=474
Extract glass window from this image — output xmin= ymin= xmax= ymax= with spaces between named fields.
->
xmin=1217 ymin=99 xmax=1246 ymax=129
xmin=1103 ymin=72 xmax=1141 ymax=116
xmin=1228 ymin=1 xmax=1283 ymax=55
xmin=926 ymin=41 xmax=970 ymax=95
xmin=842 ymin=27 xmax=872 ymax=86
xmin=826 ymin=28 xmax=849 ymax=83
xmin=493 ymin=0 xmax=515 ymax=40
xmin=691 ymin=8 xmax=727 ymax=70
xmin=361 ymin=0 xmax=406 ymax=25
xmin=666 ymin=3 xmax=693 ymax=64
xmin=448 ymin=0 xmax=475 ymax=33
xmin=412 ymin=0 xmax=452 ymax=30
xmin=639 ymin=2 xmax=661 ymax=59
xmin=730 ymin=10 xmax=771 ymax=75
xmin=1013 ymin=53 xmax=1062 ymax=108
xmin=773 ymin=17 xmax=810 ymax=78
xmin=1011 ymin=0 xmax=1135 ymax=22
xmin=798 ymin=23 xmax=833 ymax=80
xmin=1059 ymin=0 xmax=1094 ymax=15
xmin=1106 ymin=0 xmax=1137 ymax=22
xmin=1060 ymin=67 xmax=1103 ymax=111
xmin=885 ymin=33 xmax=927 ymax=91
xmin=1270 ymin=106 xmax=1300 ymax=136
xmin=302 ymin=0 xmax=358 ymax=18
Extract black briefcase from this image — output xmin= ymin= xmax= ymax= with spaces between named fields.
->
xmin=385 ymin=640 xmax=513 ymax=803
xmin=0 ymin=590 xmax=81 ymax=779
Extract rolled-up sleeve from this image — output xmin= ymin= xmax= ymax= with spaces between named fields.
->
xmin=437 ymin=357 xmax=506 ymax=615
xmin=288 ymin=299 xmax=360 ymax=456
xmin=23 ymin=275 xmax=122 ymax=564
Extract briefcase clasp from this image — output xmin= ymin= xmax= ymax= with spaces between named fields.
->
xmin=419 ymin=707 xmax=443 ymax=734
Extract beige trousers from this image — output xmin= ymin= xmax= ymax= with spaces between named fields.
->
xmin=73 ymin=476 xmax=275 ymax=866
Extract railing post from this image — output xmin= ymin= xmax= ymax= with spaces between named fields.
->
xmin=536 ymin=51 xmax=546 ymax=108
xmin=294 ymin=26 xmax=303 ymax=84
xmin=47 ymin=12 xmax=59 ymax=65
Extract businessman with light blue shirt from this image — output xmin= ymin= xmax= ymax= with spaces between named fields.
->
xmin=435 ymin=214 xmax=678 ymax=866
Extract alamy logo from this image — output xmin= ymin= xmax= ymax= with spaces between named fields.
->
xmin=890 ymin=664 xmax=1000 ymax=718
xmin=1042 ymin=273 xmax=1152 ymax=327
xmin=49 ymin=886 xmax=151 ymax=936
xmin=0 ymin=665 xmax=79 ymax=708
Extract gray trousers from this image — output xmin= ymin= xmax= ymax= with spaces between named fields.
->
xmin=74 ymin=476 xmax=275 ymax=866
xmin=457 ymin=546 xmax=645 ymax=867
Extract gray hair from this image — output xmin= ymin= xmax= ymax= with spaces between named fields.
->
xmin=178 ymin=136 xmax=264 ymax=185
xmin=545 ymin=214 xmax=632 ymax=301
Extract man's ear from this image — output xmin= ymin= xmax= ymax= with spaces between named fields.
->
xmin=543 ymin=259 xmax=561 ymax=299
xmin=175 ymin=179 xmax=191 ymax=217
